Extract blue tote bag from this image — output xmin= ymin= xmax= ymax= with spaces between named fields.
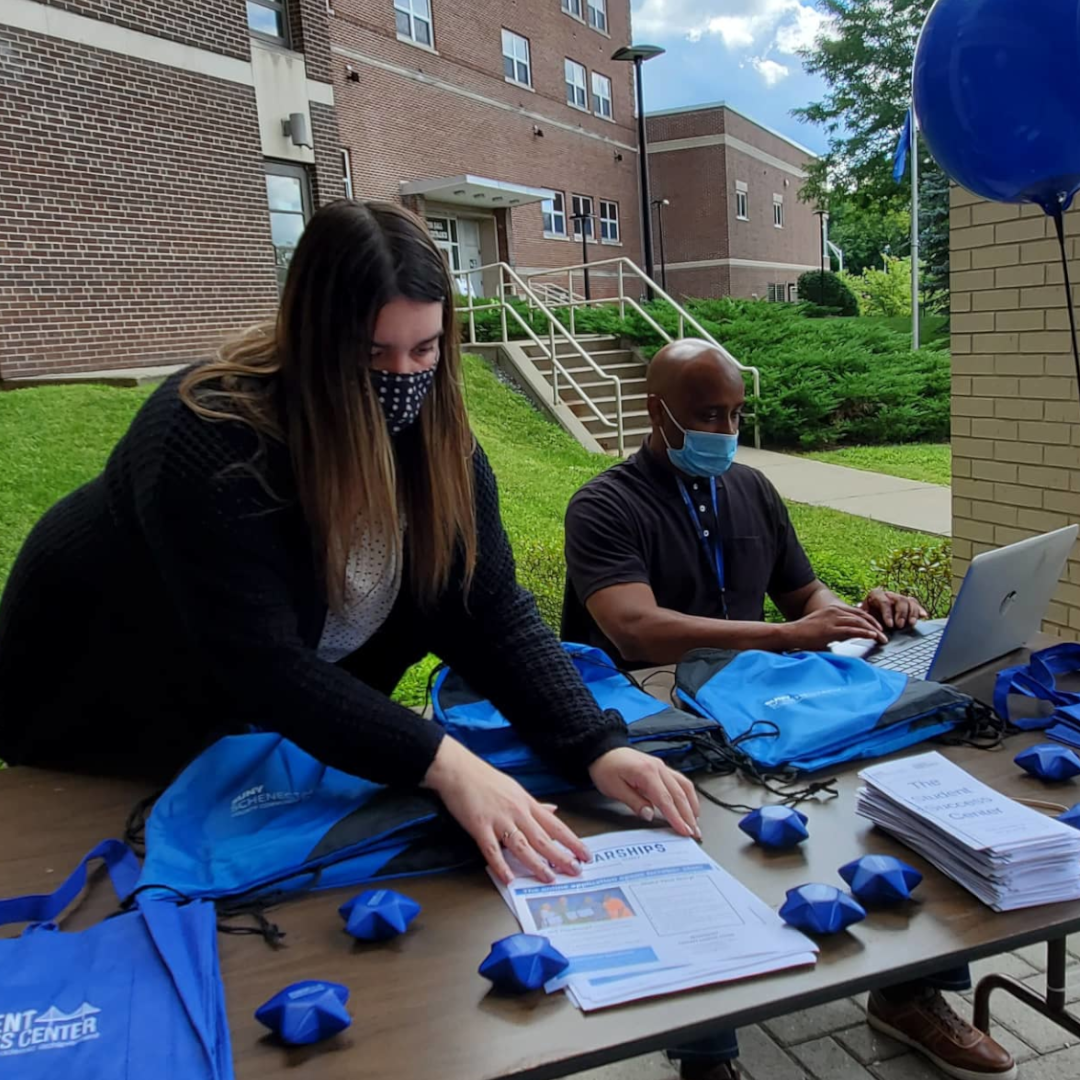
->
xmin=0 ymin=839 xmax=233 ymax=1079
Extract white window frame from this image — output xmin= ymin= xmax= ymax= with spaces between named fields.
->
xmin=587 ymin=0 xmax=607 ymax=32
xmin=502 ymin=29 xmax=532 ymax=88
xmin=542 ymin=191 xmax=567 ymax=238
xmin=735 ymin=180 xmax=748 ymax=221
xmin=565 ymin=58 xmax=588 ymax=111
xmin=571 ymin=194 xmax=594 ymax=240
xmin=394 ymin=0 xmax=433 ymax=47
xmin=341 ymin=149 xmax=353 ymax=200
xmin=773 ymin=193 xmax=784 ymax=228
xmin=591 ymin=71 xmax=613 ymax=119
xmin=561 ymin=0 xmax=584 ymax=20
xmin=599 ymin=199 xmax=619 ymax=243
xmin=246 ymin=0 xmax=288 ymax=44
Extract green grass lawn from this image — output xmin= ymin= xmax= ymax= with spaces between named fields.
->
xmin=0 ymin=358 xmax=940 ymax=709
xmin=800 ymin=443 xmax=951 ymax=487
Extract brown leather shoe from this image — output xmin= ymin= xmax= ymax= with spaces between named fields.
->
xmin=867 ymin=988 xmax=1017 ymax=1080
xmin=679 ymin=1060 xmax=741 ymax=1080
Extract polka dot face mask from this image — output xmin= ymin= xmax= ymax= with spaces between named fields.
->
xmin=369 ymin=366 xmax=437 ymax=435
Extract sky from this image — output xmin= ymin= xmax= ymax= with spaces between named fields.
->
xmin=631 ymin=0 xmax=834 ymax=155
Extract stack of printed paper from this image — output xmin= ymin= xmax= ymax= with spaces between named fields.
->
xmin=492 ymin=829 xmax=817 ymax=1011
xmin=857 ymin=751 xmax=1080 ymax=912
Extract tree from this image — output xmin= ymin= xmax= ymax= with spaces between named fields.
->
xmin=827 ymin=197 xmax=911 ymax=278
xmin=794 ymin=0 xmax=949 ymax=310
xmin=843 ymin=257 xmax=913 ymax=317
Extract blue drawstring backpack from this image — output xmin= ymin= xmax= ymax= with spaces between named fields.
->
xmin=431 ymin=642 xmax=723 ymax=795
xmin=136 ymin=732 xmax=475 ymax=912
xmin=994 ymin=642 xmax=1080 ymax=746
xmin=0 ymin=840 xmax=232 ymax=1079
xmin=675 ymin=648 xmax=974 ymax=775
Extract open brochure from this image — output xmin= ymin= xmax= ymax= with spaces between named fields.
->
xmin=491 ymin=829 xmax=817 ymax=1010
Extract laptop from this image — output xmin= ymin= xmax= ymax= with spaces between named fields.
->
xmin=860 ymin=525 xmax=1078 ymax=682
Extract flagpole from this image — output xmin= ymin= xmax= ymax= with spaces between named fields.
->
xmin=910 ymin=111 xmax=921 ymax=350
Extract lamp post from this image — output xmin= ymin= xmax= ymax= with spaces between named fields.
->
xmin=571 ymin=210 xmax=592 ymax=300
xmin=652 ymin=197 xmax=669 ymax=292
xmin=612 ymin=43 xmax=665 ymax=300
xmin=813 ymin=208 xmax=828 ymax=306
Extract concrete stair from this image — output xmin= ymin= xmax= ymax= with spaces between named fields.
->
xmin=520 ymin=335 xmax=648 ymax=455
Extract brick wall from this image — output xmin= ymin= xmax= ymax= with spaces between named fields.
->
xmin=331 ymin=0 xmax=641 ymax=275
xmin=43 ymin=0 xmax=250 ymax=58
xmin=645 ymin=105 xmax=818 ymax=301
xmin=0 ymin=29 xmax=280 ymax=379
xmin=950 ymin=186 xmax=1080 ymax=639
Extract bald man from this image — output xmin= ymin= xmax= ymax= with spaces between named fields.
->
xmin=561 ymin=341 xmax=1015 ymax=1080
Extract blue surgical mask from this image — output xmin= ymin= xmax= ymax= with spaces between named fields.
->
xmin=660 ymin=399 xmax=738 ymax=477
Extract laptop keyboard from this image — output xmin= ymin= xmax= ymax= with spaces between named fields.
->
xmin=867 ymin=634 xmax=942 ymax=678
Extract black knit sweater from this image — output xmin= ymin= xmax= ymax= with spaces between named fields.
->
xmin=0 ymin=372 xmax=628 ymax=785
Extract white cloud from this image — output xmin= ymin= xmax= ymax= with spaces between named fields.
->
xmin=751 ymin=57 xmax=791 ymax=86
xmin=633 ymin=0 xmax=834 ymax=53
xmin=773 ymin=3 xmax=834 ymax=53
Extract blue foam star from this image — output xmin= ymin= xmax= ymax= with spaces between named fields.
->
xmin=339 ymin=888 xmax=421 ymax=941
xmin=1057 ymin=803 xmax=1080 ymax=830
xmin=1015 ymin=743 xmax=1080 ymax=782
xmin=479 ymin=934 xmax=570 ymax=993
xmin=779 ymin=884 xmax=866 ymax=934
xmin=838 ymin=855 xmax=923 ymax=904
xmin=738 ymin=805 xmax=810 ymax=849
xmin=255 ymin=981 xmax=351 ymax=1045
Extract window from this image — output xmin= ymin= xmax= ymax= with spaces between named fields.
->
xmin=395 ymin=0 xmax=432 ymax=46
xmin=588 ymin=0 xmax=607 ymax=32
xmin=342 ymin=149 xmax=354 ymax=200
xmin=766 ymin=282 xmax=792 ymax=303
xmin=265 ymin=162 xmax=311 ymax=293
xmin=773 ymin=193 xmax=784 ymax=228
xmin=561 ymin=0 xmax=583 ymax=17
xmin=599 ymin=199 xmax=619 ymax=242
xmin=571 ymin=194 xmax=593 ymax=239
xmin=788 ymin=282 xmax=799 ymax=302
xmin=735 ymin=180 xmax=748 ymax=220
xmin=542 ymin=191 xmax=567 ymax=237
xmin=246 ymin=0 xmax=287 ymax=43
xmin=502 ymin=29 xmax=531 ymax=87
xmin=591 ymin=71 xmax=612 ymax=119
xmin=426 ymin=215 xmax=460 ymax=271
xmin=565 ymin=58 xmax=587 ymax=110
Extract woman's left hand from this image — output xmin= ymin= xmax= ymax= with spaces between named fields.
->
xmin=588 ymin=747 xmax=702 ymax=839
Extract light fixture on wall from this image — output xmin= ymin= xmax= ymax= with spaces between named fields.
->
xmin=281 ymin=113 xmax=312 ymax=148
xmin=613 ymin=151 xmax=623 ymax=162
xmin=532 ymin=125 xmax=544 ymax=138
xmin=344 ymin=64 xmax=359 ymax=82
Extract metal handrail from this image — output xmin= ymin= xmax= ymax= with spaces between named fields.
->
xmin=519 ymin=257 xmax=763 ymax=449
xmin=458 ymin=263 xmax=624 ymax=455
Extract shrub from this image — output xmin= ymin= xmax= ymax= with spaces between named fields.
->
xmin=457 ymin=295 xmax=549 ymax=343
xmin=872 ymin=541 xmax=953 ymax=618
xmin=842 ymin=257 xmax=913 ymax=318
xmin=796 ymin=271 xmax=860 ymax=316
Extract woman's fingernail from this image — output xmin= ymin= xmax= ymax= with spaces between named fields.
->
xmin=640 ymin=806 xmax=655 ymax=822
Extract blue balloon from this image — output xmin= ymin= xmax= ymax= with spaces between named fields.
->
xmin=913 ymin=0 xmax=1080 ymax=213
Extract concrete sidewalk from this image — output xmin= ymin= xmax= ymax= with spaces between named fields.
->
xmin=737 ymin=448 xmax=952 ymax=538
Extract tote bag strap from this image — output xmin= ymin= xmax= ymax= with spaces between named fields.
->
xmin=0 ymin=838 xmax=141 ymax=927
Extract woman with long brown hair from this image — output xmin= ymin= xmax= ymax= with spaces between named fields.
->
xmin=0 ymin=200 xmax=698 ymax=884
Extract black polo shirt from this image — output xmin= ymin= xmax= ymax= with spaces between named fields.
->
xmin=562 ymin=441 xmax=816 ymax=668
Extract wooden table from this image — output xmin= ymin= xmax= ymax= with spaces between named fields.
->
xmin=3 ymin=638 xmax=1080 ymax=1079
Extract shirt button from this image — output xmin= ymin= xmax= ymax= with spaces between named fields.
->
xmin=703 ymin=529 xmax=710 ymax=537
xmin=692 ymin=483 xmax=699 ymax=490
xmin=699 ymin=505 xmax=707 ymax=513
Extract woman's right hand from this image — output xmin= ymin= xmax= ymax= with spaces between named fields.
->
xmin=423 ymin=736 xmax=590 ymax=885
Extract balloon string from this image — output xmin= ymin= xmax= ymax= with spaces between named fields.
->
xmin=1050 ymin=206 xmax=1080 ymax=402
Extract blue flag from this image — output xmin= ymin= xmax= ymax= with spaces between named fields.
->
xmin=893 ymin=108 xmax=912 ymax=183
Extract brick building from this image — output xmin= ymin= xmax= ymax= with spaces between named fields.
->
xmin=645 ymin=103 xmax=821 ymax=302
xmin=0 ymin=0 xmax=642 ymax=380
xmin=949 ymin=187 xmax=1080 ymax=640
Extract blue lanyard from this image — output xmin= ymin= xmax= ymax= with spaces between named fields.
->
xmin=676 ymin=476 xmax=728 ymax=618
